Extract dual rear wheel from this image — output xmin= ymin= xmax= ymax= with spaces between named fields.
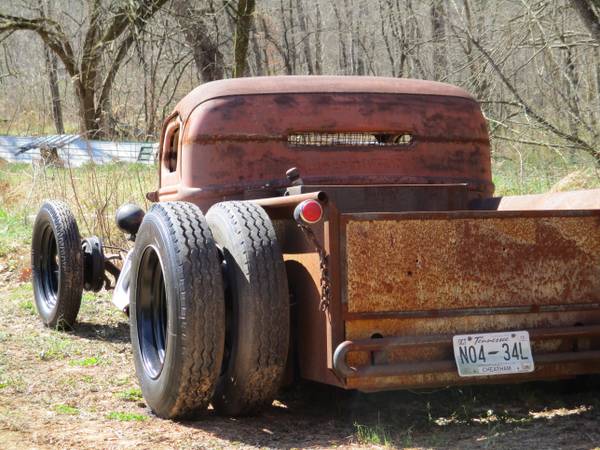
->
xmin=129 ymin=201 xmax=289 ymax=418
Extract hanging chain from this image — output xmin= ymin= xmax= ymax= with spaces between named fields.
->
xmin=297 ymin=223 xmax=331 ymax=311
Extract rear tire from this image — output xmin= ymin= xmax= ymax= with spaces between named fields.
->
xmin=31 ymin=201 xmax=83 ymax=329
xmin=129 ymin=201 xmax=225 ymax=419
xmin=207 ymin=201 xmax=289 ymax=416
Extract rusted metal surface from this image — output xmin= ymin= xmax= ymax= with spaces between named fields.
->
xmin=347 ymin=360 xmax=600 ymax=391
xmin=281 ymin=221 xmax=343 ymax=388
xmin=174 ymin=76 xmax=476 ymax=121
xmin=338 ymin=351 xmax=600 ymax=379
xmin=252 ymin=191 xmax=327 ymax=220
xmin=338 ymin=323 xmax=600 ymax=373
xmin=252 ymin=191 xmax=327 ymax=208
xmin=336 ymin=322 xmax=600 ymax=389
xmin=286 ymin=184 xmax=470 ymax=213
xmin=344 ymin=211 xmax=600 ymax=313
xmin=158 ymin=76 xmax=492 ymax=207
xmin=344 ymin=310 xmax=600 ymax=365
xmin=473 ymin=188 xmax=600 ymax=211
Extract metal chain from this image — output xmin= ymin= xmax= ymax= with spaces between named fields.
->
xmin=298 ymin=223 xmax=331 ymax=311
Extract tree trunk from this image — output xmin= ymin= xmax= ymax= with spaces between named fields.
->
xmin=431 ymin=0 xmax=448 ymax=80
xmin=296 ymin=0 xmax=314 ymax=74
xmin=172 ymin=0 xmax=224 ymax=82
xmin=233 ymin=0 xmax=256 ymax=77
xmin=75 ymin=81 xmax=100 ymax=138
xmin=251 ymin=21 xmax=264 ymax=75
xmin=38 ymin=0 xmax=64 ymax=134
xmin=1 ymin=0 xmax=167 ymax=139
xmin=43 ymin=44 xmax=64 ymax=134
xmin=315 ymin=2 xmax=323 ymax=74
xmin=332 ymin=2 xmax=349 ymax=74
xmin=571 ymin=0 xmax=600 ymax=44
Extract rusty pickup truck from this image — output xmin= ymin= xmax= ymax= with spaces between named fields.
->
xmin=31 ymin=76 xmax=600 ymax=419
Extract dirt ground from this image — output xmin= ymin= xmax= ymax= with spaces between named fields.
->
xmin=1 ymin=273 xmax=600 ymax=449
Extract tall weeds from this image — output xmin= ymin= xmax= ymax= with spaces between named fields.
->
xmin=1 ymin=161 xmax=156 ymax=247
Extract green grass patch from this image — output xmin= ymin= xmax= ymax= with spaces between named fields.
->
xmin=0 ymin=375 xmax=25 ymax=392
xmin=117 ymin=388 xmax=143 ymax=402
xmin=69 ymin=356 xmax=101 ymax=367
xmin=18 ymin=299 xmax=36 ymax=315
xmin=8 ymin=284 xmax=33 ymax=302
xmin=54 ymin=404 xmax=79 ymax=415
xmin=354 ymin=422 xmax=391 ymax=447
xmin=113 ymin=377 xmax=133 ymax=386
xmin=36 ymin=334 xmax=76 ymax=361
xmin=106 ymin=411 xmax=147 ymax=422
xmin=0 ymin=162 xmax=156 ymax=250
xmin=0 ymin=208 xmax=31 ymax=257
xmin=80 ymin=375 xmax=94 ymax=383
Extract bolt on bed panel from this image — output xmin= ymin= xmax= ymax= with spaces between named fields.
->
xmin=343 ymin=210 xmax=600 ymax=314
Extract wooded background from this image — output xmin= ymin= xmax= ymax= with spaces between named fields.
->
xmin=0 ymin=0 xmax=598 ymax=167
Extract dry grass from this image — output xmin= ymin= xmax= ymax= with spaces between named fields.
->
xmin=549 ymin=168 xmax=600 ymax=192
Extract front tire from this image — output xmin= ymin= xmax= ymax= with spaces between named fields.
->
xmin=130 ymin=201 xmax=225 ymax=419
xmin=207 ymin=201 xmax=289 ymax=416
xmin=31 ymin=201 xmax=83 ymax=329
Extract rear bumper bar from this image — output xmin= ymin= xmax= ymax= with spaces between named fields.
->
xmin=333 ymin=325 xmax=600 ymax=379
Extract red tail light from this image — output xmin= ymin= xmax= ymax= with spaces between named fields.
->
xmin=294 ymin=199 xmax=323 ymax=224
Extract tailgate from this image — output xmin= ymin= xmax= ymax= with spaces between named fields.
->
xmin=336 ymin=209 xmax=600 ymax=389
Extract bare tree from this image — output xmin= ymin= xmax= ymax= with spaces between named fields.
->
xmin=296 ymin=0 xmax=314 ymax=74
xmin=233 ymin=0 xmax=256 ymax=77
xmin=431 ymin=0 xmax=448 ymax=80
xmin=572 ymin=0 xmax=600 ymax=43
xmin=37 ymin=1 xmax=64 ymax=134
xmin=172 ymin=0 xmax=224 ymax=82
xmin=0 ymin=0 xmax=168 ymax=137
xmin=314 ymin=2 xmax=323 ymax=74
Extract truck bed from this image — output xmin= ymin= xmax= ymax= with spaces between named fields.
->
xmin=264 ymin=185 xmax=600 ymax=391
xmin=337 ymin=209 xmax=600 ymax=390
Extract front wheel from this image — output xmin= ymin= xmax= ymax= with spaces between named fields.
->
xmin=129 ymin=201 xmax=225 ymax=419
xmin=31 ymin=201 xmax=83 ymax=329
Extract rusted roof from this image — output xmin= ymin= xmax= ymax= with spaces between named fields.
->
xmin=175 ymin=76 xmax=475 ymax=121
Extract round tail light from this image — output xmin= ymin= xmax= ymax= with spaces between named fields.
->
xmin=294 ymin=199 xmax=324 ymax=224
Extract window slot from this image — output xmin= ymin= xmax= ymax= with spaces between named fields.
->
xmin=287 ymin=132 xmax=413 ymax=148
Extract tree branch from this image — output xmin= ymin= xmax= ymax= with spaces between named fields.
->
xmin=0 ymin=13 xmax=77 ymax=76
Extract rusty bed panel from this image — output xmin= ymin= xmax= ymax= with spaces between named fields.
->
xmin=343 ymin=210 xmax=600 ymax=314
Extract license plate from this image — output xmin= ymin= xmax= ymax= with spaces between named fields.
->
xmin=452 ymin=330 xmax=534 ymax=377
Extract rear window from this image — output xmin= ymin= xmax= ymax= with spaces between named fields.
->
xmin=287 ymin=132 xmax=413 ymax=148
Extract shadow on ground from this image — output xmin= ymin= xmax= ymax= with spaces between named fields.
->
xmin=72 ymin=320 xmax=130 ymax=343
xmin=181 ymin=378 xmax=600 ymax=449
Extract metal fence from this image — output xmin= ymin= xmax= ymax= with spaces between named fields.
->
xmin=0 ymin=135 xmax=158 ymax=167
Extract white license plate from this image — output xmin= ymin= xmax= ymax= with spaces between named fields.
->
xmin=452 ymin=330 xmax=534 ymax=377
